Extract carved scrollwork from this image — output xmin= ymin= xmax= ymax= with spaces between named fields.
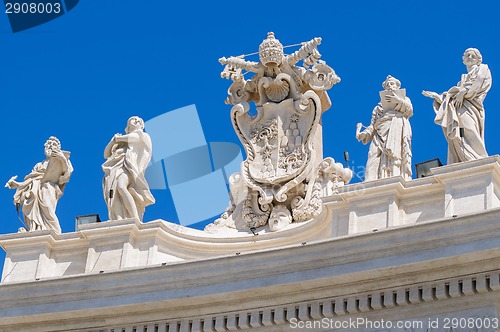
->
xmin=226 ymin=79 xmax=250 ymax=105
xmin=291 ymin=179 xmax=323 ymax=222
xmin=279 ymin=147 xmax=306 ymax=174
xmin=319 ymin=157 xmax=353 ymax=196
xmin=208 ymin=32 xmax=341 ymax=233
xmin=242 ymin=190 xmax=271 ymax=228
xmin=305 ymin=60 xmax=341 ymax=91
xmin=251 ymin=119 xmax=278 ymax=143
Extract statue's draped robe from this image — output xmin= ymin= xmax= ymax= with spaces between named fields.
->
xmin=13 ymin=158 xmax=70 ymax=233
xmin=361 ymin=98 xmax=413 ymax=181
xmin=102 ymin=131 xmax=155 ymax=221
xmin=433 ymin=64 xmax=492 ymax=164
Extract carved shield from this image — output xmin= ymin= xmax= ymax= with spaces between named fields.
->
xmin=232 ymin=92 xmax=322 ymax=189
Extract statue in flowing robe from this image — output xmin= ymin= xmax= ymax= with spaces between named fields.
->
xmin=5 ymin=136 xmax=73 ymax=233
xmin=423 ymin=48 xmax=492 ymax=164
xmin=356 ymin=75 xmax=413 ymax=181
xmin=102 ymin=116 xmax=155 ymax=221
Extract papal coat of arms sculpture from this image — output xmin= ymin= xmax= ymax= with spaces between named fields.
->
xmin=206 ymin=32 xmax=352 ymax=233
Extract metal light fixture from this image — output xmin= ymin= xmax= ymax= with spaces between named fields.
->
xmin=75 ymin=214 xmax=101 ymax=230
xmin=415 ymin=158 xmax=443 ymax=178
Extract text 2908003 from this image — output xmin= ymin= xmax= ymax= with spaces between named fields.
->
xmin=5 ymin=2 xmax=61 ymax=14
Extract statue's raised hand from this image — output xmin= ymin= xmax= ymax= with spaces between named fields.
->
xmin=5 ymin=175 xmax=18 ymax=189
xmin=51 ymin=149 xmax=65 ymax=160
xmin=355 ymin=123 xmax=365 ymax=141
xmin=422 ymin=90 xmax=440 ymax=100
xmin=385 ymin=93 xmax=402 ymax=105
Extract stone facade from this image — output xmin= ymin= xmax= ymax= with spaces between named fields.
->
xmin=1 ymin=157 xmax=500 ymax=331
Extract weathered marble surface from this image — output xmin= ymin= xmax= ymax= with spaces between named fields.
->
xmin=208 ymin=32 xmax=349 ymax=233
xmin=2 ymin=158 xmax=500 ymax=331
xmin=357 ymin=75 xmax=413 ymax=181
xmin=4 ymin=137 xmax=73 ymax=234
xmin=3 ymin=155 xmax=500 ymax=284
xmin=102 ymin=116 xmax=155 ymax=221
xmin=423 ymin=48 xmax=492 ymax=164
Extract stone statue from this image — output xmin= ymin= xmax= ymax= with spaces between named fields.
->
xmin=206 ymin=32 xmax=350 ymax=233
xmin=423 ymin=48 xmax=492 ymax=164
xmin=5 ymin=136 xmax=73 ymax=233
xmin=102 ymin=116 xmax=155 ymax=221
xmin=356 ymin=75 xmax=413 ymax=181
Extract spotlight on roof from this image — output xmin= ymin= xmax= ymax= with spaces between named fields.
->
xmin=76 ymin=214 xmax=101 ymax=231
xmin=415 ymin=158 xmax=443 ymax=178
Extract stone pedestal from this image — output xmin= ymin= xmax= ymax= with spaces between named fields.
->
xmin=326 ymin=155 xmax=500 ymax=236
xmin=1 ymin=156 xmax=500 ymax=331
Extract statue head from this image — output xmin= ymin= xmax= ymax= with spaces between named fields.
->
xmin=125 ymin=116 xmax=145 ymax=134
xmin=382 ymin=75 xmax=401 ymax=91
xmin=259 ymin=32 xmax=284 ymax=68
xmin=44 ymin=136 xmax=61 ymax=157
xmin=268 ymin=204 xmax=292 ymax=231
xmin=463 ymin=48 xmax=482 ymax=66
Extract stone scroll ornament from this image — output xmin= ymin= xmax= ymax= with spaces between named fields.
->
xmin=205 ymin=32 xmax=352 ymax=233
xmin=5 ymin=137 xmax=73 ymax=234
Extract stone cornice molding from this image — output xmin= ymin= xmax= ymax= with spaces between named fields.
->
xmin=1 ymin=208 xmax=500 ymax=330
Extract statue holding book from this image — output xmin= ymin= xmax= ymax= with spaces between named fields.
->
xmin=356 ymin=75 xmax=413 ymax=181
xmin=5 ymin=136 xmax=73 ymax=233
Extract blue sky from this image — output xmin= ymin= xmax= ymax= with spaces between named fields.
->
xmin=1 ymin=1 xmax=500 ymax=273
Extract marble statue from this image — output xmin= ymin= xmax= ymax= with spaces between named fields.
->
xmin=102 ymin=116 xmax=155 ymax=221
xmin=5 ymin=136 xmax=73 ymax=233
xmin=356 ymin=75 xmax=413 ymax=181
xmin=423 ymin=48 xmax=492 ymax=164
xmin=206 ymin=32 xmax=351 ymax=233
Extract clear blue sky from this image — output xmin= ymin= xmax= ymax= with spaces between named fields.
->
xmin=1 ymin=1 xmax=500 ymax=273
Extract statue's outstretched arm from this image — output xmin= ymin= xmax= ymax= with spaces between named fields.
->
xmin=5 ymin=175 xmax=20 ymax=189
xmin=286 ymin=37 xmax=322 ymax=66
xmin=422 ymin=90 xmax=443 ymax=104
xmin=357 ymin=104 xmax=380 ymax=143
